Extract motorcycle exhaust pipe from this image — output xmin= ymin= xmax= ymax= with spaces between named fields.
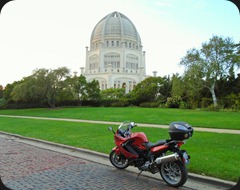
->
xmin=154 ymin=153 xmax=180 ymax=165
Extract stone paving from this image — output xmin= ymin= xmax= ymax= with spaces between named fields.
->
xmin=0 ymin=137 xmax=193 ymax=190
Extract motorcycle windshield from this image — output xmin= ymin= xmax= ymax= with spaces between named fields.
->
xmin=118 ymin=121 xmax=133 ymax=131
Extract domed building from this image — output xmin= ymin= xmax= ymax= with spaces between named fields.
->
xmin=81 ymin=11 xmax=146 ymax=92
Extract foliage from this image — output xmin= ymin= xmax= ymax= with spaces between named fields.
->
xmin=66 ymin=75 xmax=101 ymax=106
xmin=171 ymin=74 xmax=184 ymax=98
xmin=1 ymin=70 xmax=102 ymax=108
xmin=67 ymin=75 xmax=88 ymax=105
xmin=165 ymin=96 xmax=183 ymax=108
xmin=0 ymin=98 xmax=6 ymax=107
xmin=110 ymin=99 xmax=130 ymax=107
xmin=129 ymin=76 xmax=171 ymax=105
xmin=205 ymin=104 xmax=222 ymax=111
xmin=139 ymin=102 xmax=159 ymax=108
xmin=86 ymin=79 xmax=101 ymax=104
xmin=222 ymin=93 xmax=240 ymax=110
xmin=100 ymin=99 xmax=129 ymax=107
xmin=201 ymin=98 xmax=212 ymax=108
xmin=0 ymin=85 xmax=3 ymax=98
xmin=101 ymin=88 xmax=125 ymax=100
xmin=180 ymin=36 xmax=239 ymax=107
xmin=100 ymin=88 xmax=128 ymax=107
xmin=3 ymin=81 xmax=21 ymax=103
xmin=129 ymin=77 xmax=159 ymax=104
xmin=10 ymin=67 xmax=71 ymax=108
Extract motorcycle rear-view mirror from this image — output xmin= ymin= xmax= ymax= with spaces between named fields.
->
xmin=130 ymin=122 xmax=137 ymax=128
xmin=108 ymin=126 xmax=115 ymax=134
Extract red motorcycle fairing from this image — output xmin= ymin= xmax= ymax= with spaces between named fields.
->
xmin=113 ymin=131 xmax=150 ymax=159
xmin=112 ymin=141 xmax=138 ymax=159
xmin=112 ymin=146 xmax=121 ymax=155
xmin=112 ymin=145 xmax=139 ymax=159
xmin=130 ymin=132 xmax=149 ymax=150
xmin=150 ymin=144 xmax=169 ymax=153
xmin=114 ymin=133 xmax=126 ymax=147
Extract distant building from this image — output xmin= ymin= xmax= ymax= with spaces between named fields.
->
xmin=81 ymin=11 xmax=146 ymax=92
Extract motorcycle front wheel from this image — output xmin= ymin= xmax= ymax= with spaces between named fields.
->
xmin=109 ymin=150 xmax=129 ymax=169
xmin=159 ymin=161 xmax=188 ymax=187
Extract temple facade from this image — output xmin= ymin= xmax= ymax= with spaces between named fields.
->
xmin=81 ymin=11 xmax=146 ymax=92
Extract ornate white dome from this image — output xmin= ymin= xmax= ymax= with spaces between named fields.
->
xmin=84 ymin=11 xmax=146 ymax=92
xmin=90 ymin=11 xmax=142 ymax=49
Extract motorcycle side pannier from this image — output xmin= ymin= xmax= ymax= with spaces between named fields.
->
xmin=168 ymin=122 xmax=193 ymax=141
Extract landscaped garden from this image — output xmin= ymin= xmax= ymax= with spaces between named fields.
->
xmin=0 ymin=107 xmax=239 ymax=182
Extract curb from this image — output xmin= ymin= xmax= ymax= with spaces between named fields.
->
xmin=0 ymin=131 xmax=236 ymax=189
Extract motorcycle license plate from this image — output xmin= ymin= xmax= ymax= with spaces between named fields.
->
xmin=183 ymin=152 xmax=190 ymax=164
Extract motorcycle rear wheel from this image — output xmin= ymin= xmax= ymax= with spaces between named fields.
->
xmin=159 ymin=161 xmax=188 ymax=187
xmin=109 ymin=150 xmax=129 ymax=169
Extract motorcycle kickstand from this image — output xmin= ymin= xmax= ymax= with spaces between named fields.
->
xmin=136 ymin=170 xmax=143 ymax=180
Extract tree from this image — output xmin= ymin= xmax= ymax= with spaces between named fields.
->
xmin=86 ymin=79 xmax=101 ymax=104
xmin=0 ymin=85 xmax=3 ymax=99
xmin=129 ymin=76 xmax=169 ymax=105
xmin=11 ymin=76 xmax=38 ymax=102
xmin=67 ymin=75 xmax=92 ymax=105
xmin=159 ymin=75 xmax=172 ymax=102
xmin=180 ymin=36 xmax=239 ymax=107
xmin=11 ymin=67 xmax=71 ymax=108
xmin=0 ymin=85 xmax=5 ymax=107
xmin=45 ymin=67 xmax=71 ymax=107
xmin=171 ymin=74 xmax=184 ymax=98
xmin=3 ymin=81 xmax=21 ymax=103
xmin=101 ymin=88 xmax=125 ymax=100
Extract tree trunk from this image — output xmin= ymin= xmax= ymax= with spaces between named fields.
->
xmin=209 ymin=83 xmax=218 ymax=107
xmin=47 ymin=94 xmax=56 ymax=108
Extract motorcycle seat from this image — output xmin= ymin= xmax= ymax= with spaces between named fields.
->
xmin=144 ymin=140 xmax=167 ymax=149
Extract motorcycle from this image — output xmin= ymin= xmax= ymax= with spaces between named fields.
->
xmin=108 ymin=121 xmax=193 ymax=187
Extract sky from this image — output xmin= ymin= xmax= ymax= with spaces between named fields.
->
xmin=0 ymin=0 xmax=239 ymax=87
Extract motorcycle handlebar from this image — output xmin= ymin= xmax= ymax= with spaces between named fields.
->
xmin=130 ymin=122 xmax=137 ymax=128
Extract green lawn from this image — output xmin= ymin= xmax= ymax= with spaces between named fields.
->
xmin=0 ymin=116 xmax=239 ymax=182
xmin=0 ymin=107 xmax=240 ymax=129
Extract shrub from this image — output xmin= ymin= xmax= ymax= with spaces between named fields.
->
xmin=0 ymin=98 xmax=6 ymax=108
xmin=221 ymin=93 xmax=240 ymax=110
xmin=165 ymin=96 xmax=182 ymax=108
xmin=111 ymin=99 xmax=130 ymax=107
xmin=206 ymin=104 xmax=222 ymax=111
xmin=139 ymin=102 xmax=159 ymax=108
xmin=201 ymin=98 xmax=212 ymax=108
xmin=100 ymin=99 xmax=130 ymax=107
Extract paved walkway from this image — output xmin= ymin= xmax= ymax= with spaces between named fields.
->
xmin=0 ymin=115 xmax=240 ymax=134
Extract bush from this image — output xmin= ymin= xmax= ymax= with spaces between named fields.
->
xmin=201 ymin=98 xmax=212 ymax=108
xmin=100 ymin=99 xmax=130 ymax=107
xmin=0 ymin=98 xmax=6 ymax=108
xmin=1 ymin=102 xmax=47 ymax=109
xmin=221 ymin=93 xmax=240 ymax=110
xmin=206 ymin=104 xmax=222 ymax=111
xmin=111 ymin=99 xmax=130 ymax=107
xmin=139 ymin=102 xmax=159 ymax=108
xmin=165 ymin=96 xmax=182 ymax=108
xmin=179 ymin=101 xmax=189 ymax=109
